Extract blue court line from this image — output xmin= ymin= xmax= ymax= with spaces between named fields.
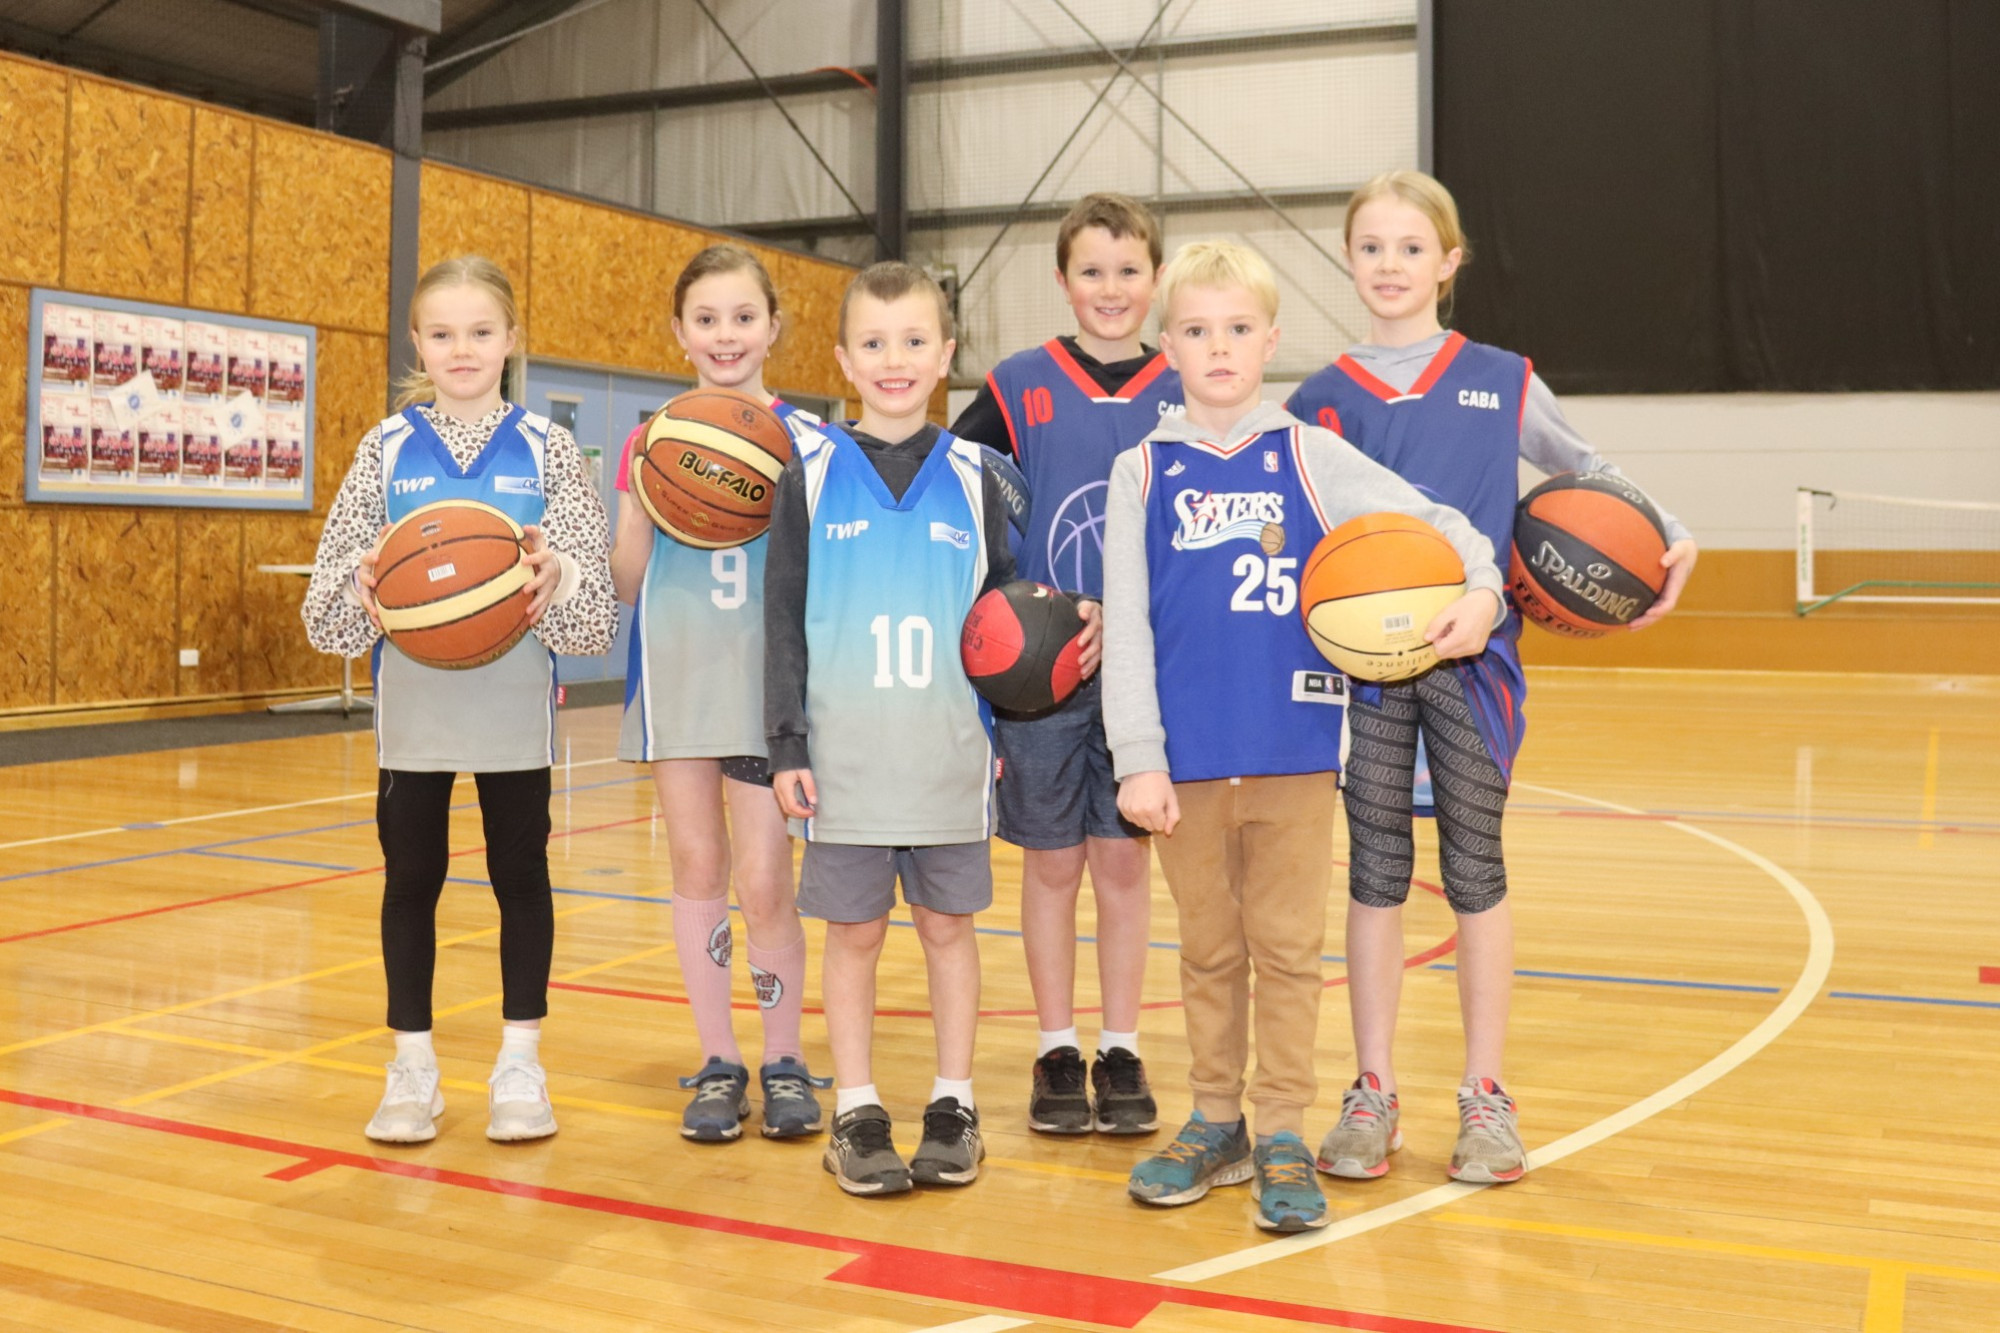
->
xmin=1828 ymin=990 xmax=2000 ymax=1011
xmin=1424 ymin=963 xmax=1782 ymax=995
xmin=0 ymin=774 xmax=649 ymax=887
xmin=188 ymin=850 xmax=356 ymax=872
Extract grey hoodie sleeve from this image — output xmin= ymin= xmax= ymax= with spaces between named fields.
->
xmin=1295 ymin=423 xmax=1508 ymax=627
xmin=1100 ymin=447 xmax=1170 ymax=781
xmin=1521 ymin=373 xmax=1693 ymax=545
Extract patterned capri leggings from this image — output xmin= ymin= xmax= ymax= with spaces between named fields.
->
xmin=1343 ymin=666 xmax=1510 ymax=915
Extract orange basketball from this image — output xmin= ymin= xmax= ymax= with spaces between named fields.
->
xmin=374 ymin=499 xmax=533 ymax=670
xmin=632 ymin=387 xmax=793 ymax=548
xmin=1509 ymin=472 xmax=1669 ymax=637
xmin=1299 ymin=512 xmax=1467 ymax=682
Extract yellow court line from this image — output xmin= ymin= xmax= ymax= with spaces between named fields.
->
xmin=1865 ymin=1267 xmax=1908 ymax=1333
xmin=0 ymin=1121 xmax=69 ymax=1148
xmin=983 ymin=1155 xmax=1131 ymax=1186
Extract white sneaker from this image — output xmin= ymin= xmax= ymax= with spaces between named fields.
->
xmin=366 ymin=1058 xmax=443 ymax=1143
xmin=487 ymin=1057 xmax=557 ymax=1142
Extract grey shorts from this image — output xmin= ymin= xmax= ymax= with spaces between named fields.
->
xmin=994 ymin=676 xmax=1145 ymax=850
xmin=797 ymin=841 xmax=994 ymax=923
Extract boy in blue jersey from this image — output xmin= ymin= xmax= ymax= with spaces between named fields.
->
xmin=764 ymin=262 xmax=1025 ymax=1197
xmin=1102 ymin=241 xmax=1503 ymax=1232
xmin=950 ymin=194 xmax=1180 ymax=1137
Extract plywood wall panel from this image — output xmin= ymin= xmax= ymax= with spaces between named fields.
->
xmin=419 ymin=163 xmax=533 ymax=331
xmin=0 ymin=56 xmax=67 ymax=287
xmin=63 ymin=78 xmax=190 ymax=303
xmin=314 ymin=331 xmax=389 ymax=514
xmin=187 ymin=108 xmax=254 ymax=313
xmin=54 ymin=509 xmax=178 ymax=705
xmin=177 ymin=512 xmax=243 ymax=696
xmin=0 ymin=509 xmax=55 ymax=709
xmin=0 ymin=285 xmax=28 ymax=506
xmin=241 ymin=514 xmax=338 ymax=693
xmin=765 ymin=250 xmax=854 ymax=403
xmin=527 ymin=193 xmax=671 ymax=368
xmin=250 ymin=125 xmax=391 ymax=334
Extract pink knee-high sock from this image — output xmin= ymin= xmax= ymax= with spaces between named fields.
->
xmin=673 ymin=895 xmax=742 ymax=1065
xmin=747 ymin=933 xmax=808 ymax=1065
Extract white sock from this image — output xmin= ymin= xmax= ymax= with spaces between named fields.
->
xmin=931 ymin=1076 xmax=975 ymax=1110
xmin=1098 ymin=1030 xmax=1139 ymax=1057
xmin=1037 ymin=1027 xmax=1081 ymax=1058
xmin=835 ymin=1083 xmax=881 ymax=1117
xmin=498 ymin=1025 xmax=541 ymax=1064
xmin=393 ymin=1030 xmax=435 ymax=1066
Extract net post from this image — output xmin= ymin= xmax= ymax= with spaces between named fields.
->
xmin=1795 ymin=487 xmax=1815 ymax=615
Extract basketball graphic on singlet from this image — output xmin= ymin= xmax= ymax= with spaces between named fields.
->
xmin=1047 ymin=480 xmax=1108 ymax=592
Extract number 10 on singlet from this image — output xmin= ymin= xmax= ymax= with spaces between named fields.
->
xmin=870 ymin=614 xmax=934 ymax=688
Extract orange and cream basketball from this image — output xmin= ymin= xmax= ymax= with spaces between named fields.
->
xmin=1299 ymin=511 xmax=1467 ymax=682
xmin=631 ymin=387 xmax=793 ymax=548
xmin=373 ymin=499 xmax=533 ymax=669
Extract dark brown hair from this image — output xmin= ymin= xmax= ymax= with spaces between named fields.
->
xmin=672 ymin=243 xmax=782 ymax=325
xmin=1056 ymin=192 xmax=1165 ymax=273
xmin=837 ymin=261 xmax=954 ymax=345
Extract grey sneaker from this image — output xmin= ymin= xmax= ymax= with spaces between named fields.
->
xmin=1316 ymin=1072 xmax=1401 ymax=1179
xmin=1449 ymin=1077 xmax=1527 ymax=1183
xmin=1253 ymin=1132 xmax=1330 ymax=1232
xmin=486 ymin=1057 xmax=557 ymax=1142
xmin=1027 ymin=1046 xmax=1091 ymax=1134
xmin=365 ymin=1058 xmax=442 ymax=1143
xmin=758 ymin=1057 xmax=831 ymax=1139
xmin=1128 ymin=1111 xmax=1253 ymax=1206
xmin=1090 ymin=1048 xmax=1159 ymax=1135
xmin=910 ymin=1097 xmax=984 ymax=1186
xmin=823 ymin=1104 xmax=911 ymax=1196
xmin=678 ymin=1057 xmax=751 ymax=1142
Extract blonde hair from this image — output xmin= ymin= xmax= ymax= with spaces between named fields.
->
xmin=1157 ymin=240 xmax=1280 ymax=321
xmin=1057 ymin=192 xmax=1165 ymax=272
xmin=1343 ymin=169 xmax=1472 ymax=301
xmin=838 ymin=261 xmax=954 ymax=345
xmin=674 ymin=243 xmax=781 ymax=333
xmin=393 ymin=256 xmax=520 ymax=411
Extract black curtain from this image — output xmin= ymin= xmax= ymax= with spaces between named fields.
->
xmin=1435 ymin=0 xmax=2000 ymax=393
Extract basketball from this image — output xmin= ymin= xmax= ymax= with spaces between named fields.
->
xmin=631 ymin=387 xmax=792 ymax=548
xmin=960 ymin=580 xmax=1086 ymax=715
xmin=373 ymin=499 xmax=533 ymax=670
xmin=1509 ymin=472 xmax=1669 ymax=637
xmin=1299 ymin=512 xmax=1467 ymax=682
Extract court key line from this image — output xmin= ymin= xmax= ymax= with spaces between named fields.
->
xmin=0 ymin=756 xmax=624 ymax=853
xmin=1155 ymin=780 xmax=1836 ymax=1284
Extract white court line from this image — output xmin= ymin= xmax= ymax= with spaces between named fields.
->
xmin=1155 ymin=780 xmax=1835 ymax=1282
xmin=0 ymin=757 xmax=623 ymax=853
xmin=906 ymin=1320 xmax=1032 ymax=1333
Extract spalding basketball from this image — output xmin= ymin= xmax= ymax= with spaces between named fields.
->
xmin=1299 ymin=512 xmax=1466 ymax=682
xmin=961 ymin=580 xmax=1086 ymax=715
xmin=632 ymin=387 xmax=792 ymax=548
xmin=375 ymin=499 xmax=533 ymax=669
xmin=1510 ymin=472 xmax=1668 ymax=637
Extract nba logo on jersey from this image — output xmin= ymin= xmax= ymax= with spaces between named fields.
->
xmin=1264 ymin=450 xmax=1279 ymax=472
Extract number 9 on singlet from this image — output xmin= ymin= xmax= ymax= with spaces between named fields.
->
xmin=710 ymin=549 xmax=747 ymax=610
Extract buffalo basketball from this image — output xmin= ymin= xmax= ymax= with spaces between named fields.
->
xmin=1299 ymin=512 xmax=1467 ymax=682
xmin=374 ymin=499 xmax=534 ymax=669
xmin=632 ymin=387 xmax=792 ymax=548
xmin=961 ymin=580 xmax=1086 ymax=715
xmin=1510 ymin=472 xmax=1669 ymax=637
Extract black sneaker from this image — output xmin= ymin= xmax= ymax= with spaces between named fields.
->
xmin=910 ymin=1097 xmax=984 ymax=1186
xmin=822 ymin=1105 xmax=911 ymax=1196
xmin=1028 ymin=1045 xmax=1092 ymax=1134
xmin=1091 ymin=1047 xmax=1159 ymax=1135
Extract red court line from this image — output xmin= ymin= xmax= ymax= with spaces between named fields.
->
xmin=1980 ymin=967 xmax=1999 ymax=986
xmin=0 ymin=1086 xmax=1492 ymax=1332
xmin=0 ymin=814 xmax=656 ymax=947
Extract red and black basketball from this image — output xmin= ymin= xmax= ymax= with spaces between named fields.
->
xmin=1509 ymin=472 xmax=1669 ymax=637
xmin=632 ymin=387 xmax=793 ymax=548
xmin=960 ymin=580 xmax=1086 ymax=715
xmin=374 ymin=499 xmax=533 ymax=669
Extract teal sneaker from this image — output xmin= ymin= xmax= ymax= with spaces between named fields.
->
xmin=1127 ymin=1111 xmax=1252 ymax=1207
xmin=1253 ymin=1132 xmax=1329 ymax=1232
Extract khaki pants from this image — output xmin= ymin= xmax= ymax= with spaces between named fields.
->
xmin=1152 ymin=770 xmax=1339 ymax=1136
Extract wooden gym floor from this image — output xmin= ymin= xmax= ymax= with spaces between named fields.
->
xmin=1 ymin=667 xmax=1996 ymax=1332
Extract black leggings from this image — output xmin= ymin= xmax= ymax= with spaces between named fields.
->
xmin=377 ymin=767 xmax=554 ymax=1031
xmin=1343 ymin=667 xmax=1509 ymax=915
